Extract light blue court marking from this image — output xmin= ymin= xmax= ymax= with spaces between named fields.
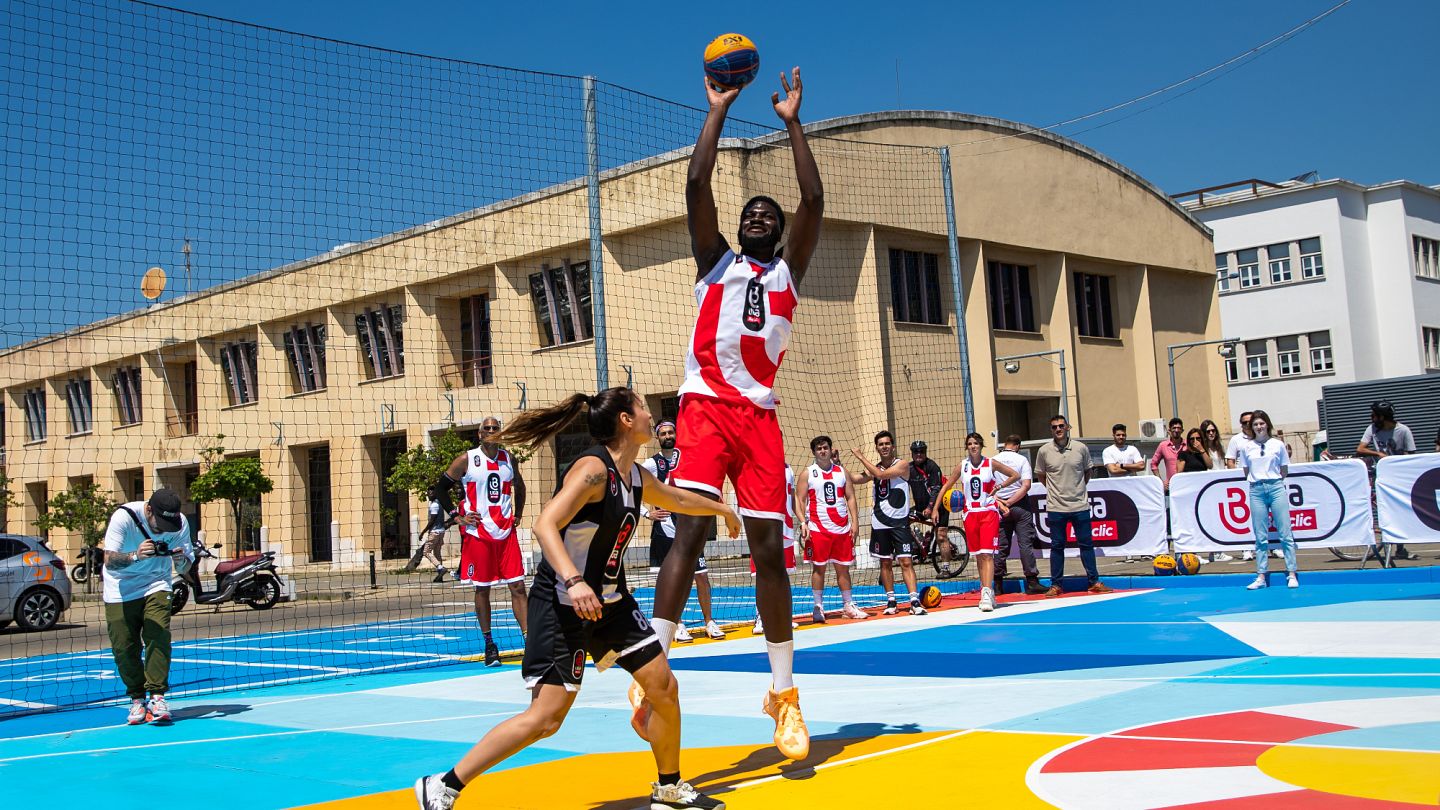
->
xmin=1292 ymin=722 xmax=1440 ymax=752
xmin=1202 ymin=597 xmax=1440 ymax=623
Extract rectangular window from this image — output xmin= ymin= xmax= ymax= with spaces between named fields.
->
xmin=1245 ymin=339 xmax=1269 ymax=380
xmin=988 ymin=261 xmax=1036 ymax=332
xmin=529 ymin=262 xmax=594 ymax=347
xmin=1276 ymin=335 xmax=1302 ymax=377
xmin=1215 ymin=253 xmax=1231 ymax=292
xmin=1267 ymin=243 xmax=1292 ymax=284
xmin=64 ymin=377 xmax=93 ymax=434
xmin=283 ymin=323 xmax=327 ymax=394
xmin=1073 ymin=272 xmax=1116 ymax=338
xmin=23 ymin=387 xmax=46 ymax=442
xmin=1308 ymin=330 xmax=1334 ymax=373
xmin=219 ymin=340 xmax=260 ymax=405
xmin=112 ymin=366 xmax=143 ymax=426
xmin=1237 ymin=248 xmax=1261 ymax=288
xmin=1299 ymin=237 xmax=1324 ymax=279
xmin=1225 ymin=357 xmax=1239 ymax=383
xmin=458 ymin=295 xmax=493 ymax=386
xmin=356 ymin=304 xmax=405 ymax=380
xmin=1415 ymin=235 xmax=1440 ymax=280
xmin=889 ymin=249 xmax=944 ymax=325
xmin=1423 ymin=327 xmax=1440 ymax=371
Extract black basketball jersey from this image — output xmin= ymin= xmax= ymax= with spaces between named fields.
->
xmin=533 ymin=445 xmax=643 ymax=608
xmin=871 ymin=459 xmax=912 ymax=530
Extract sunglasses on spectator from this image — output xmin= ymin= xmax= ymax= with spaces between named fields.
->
xmin=481 ymin=426 xmax=500 ymax=432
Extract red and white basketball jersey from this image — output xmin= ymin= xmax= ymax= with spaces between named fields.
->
xmin=461 ymin=446 xmax=515 ymax=540
xmin=679 ymin=250 xmax=798 ymax=410
xmin=959 ymin=456 xmax=1000 ymax=515
xmin=782 ymin=464 xmax=796 ymax=546
xmin=805 ymin=462 xmax=851 ymax=534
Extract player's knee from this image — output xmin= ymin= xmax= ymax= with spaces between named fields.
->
xmin=508 ymin=580 xmax=527 ymax=597
xmin=532 ymin=709 xmax=568 ymax=739
xmin=647 ymin=672 xmax=679 ymax=708
xmin=899 ymin=557 xmax=914 ymax=569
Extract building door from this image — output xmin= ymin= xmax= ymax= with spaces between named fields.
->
xmin=378 ymin=436 xmax=409 ymax=559
xmin=307 ymin=445 xmax=332 ymax=563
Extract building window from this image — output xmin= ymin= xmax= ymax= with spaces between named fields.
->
xmin=112 ymin=366 xmax=143 ymax=426
xmin=988 ymin=261 xmax=1036 ymax=332
xmin=1215 ymin=253 xmax=1231 ymax=292
xmin=1423 ymin=327 xmax=1440 ymax=371
xmin=1276 ymin=335 xmax=1302 ymax=377
xmin=64 ymin=377 xmax=93 ymax=435
xmin=1225 ymin=358 xmax=1238 ymax=383
xmin=1073 ymin=272 xmax=1115 ymax=338
xmin=1245 ymin=339 xmax=1269 ymax=380
xmin=356 ymin=304 xmax=405 ymax=380
xmin=529 ymin=262 xmax=593 ymax=347
xmin=283 ymin=323 xmax=327 ymax=394
xmin=165 ymin=361 xmax=200 ymax=438
xmin=1309 ymin=330 xmax=1333 ymax=373
xmin=889 ymin=249 xmax=943 ymax=325
xmin=1236 ymin=249 xmax=1260 ymax=288
xmin=219 ymin=340 xmax=260 ymax=406
xmin=459 ymin=295 xmax=493 ymax=386
xmin=1267 ymin=243 xmax=1292 ymax=284
xmin=1299 ymin=237 xmax=1324 ymax=279
xmin=1415 ymin=235 xmax=1440 ymax=280
xmin=23 ymin=387 xmax=46 ymax=442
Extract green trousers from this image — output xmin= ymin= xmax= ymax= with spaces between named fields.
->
xmin=105 ymin=591 xmax=172 ymax=700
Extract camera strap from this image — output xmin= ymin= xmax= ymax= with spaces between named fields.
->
xmin=120 ymin=506 xmax=153 ymax=541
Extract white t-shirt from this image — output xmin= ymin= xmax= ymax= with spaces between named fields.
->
xmin=1238 ymin=438 xmax=1290 ymax=482
xmin=993 ymin=449 xmax=1032 ymax=500
xmin=101 ymin=502 xmax=196 ymax=604
xmin=1102 ymin=444 xmax=1143 ymax=474
xmin=1225 ymin=433 xmax=1254 ymax=464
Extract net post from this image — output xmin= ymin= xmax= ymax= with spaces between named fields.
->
xmin=939 ymin=146 xmax=976 ymax=434
xmin=583 ymin=75 xmax=608 ymax=390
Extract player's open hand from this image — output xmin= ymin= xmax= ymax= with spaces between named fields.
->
xmin=568 ymin=581 xmax=603 ymax=621
xmin=705 ymin=76 xmax=741 ymax=110
xmin=650 ymin=508 xmax=672 ymax=522
xmin=772 ymin=67 xmax=803 ymax=123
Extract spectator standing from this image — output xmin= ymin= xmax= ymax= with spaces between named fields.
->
xmin=849 ymin=432 xmax=929 ymax=616
xmin=1239 ymin=410 xmax=1299 ymax=590
xmin=994 ymin=435 xmax=1045 ymax=595
xmin=1102 ymin=424 xmax=1145 ymax=477
xmin=103 ymin=489 xmax=196 ymax=725
xmin=1199 ymin=420 xmax=1226 ymax=470
xmin=796 ymin=436 xmax=866 ymax=624
xmin=1149 ymin=417 xmax=1185 ymax=486
xmin=1034 ymin=415 xmax=1112 ymax=596
xmin=1177 ymin=428 xmax=1211 ymax=473
xmin=932 ymin=433 xmax=1019 ymax=612
xmin=1356 ymin=401 xmax=1419 ymax=560
xmin=907 ymin=440 xmax=957 ymax=574
xmin=1225 ymin=412 xmax=1262 ymax=561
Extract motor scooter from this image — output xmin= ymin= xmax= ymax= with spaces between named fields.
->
xmin=70 ymin=545 xmax=105 ymax=584
xmin=171 ymin=537 xmax=282 ymax=614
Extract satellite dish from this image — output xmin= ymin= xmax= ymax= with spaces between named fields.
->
xmin=141 ymin=266 xmax=167 ymax=300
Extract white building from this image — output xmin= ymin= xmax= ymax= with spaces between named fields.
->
xmin=1181 ymin=178 xmax=1440 ymax=447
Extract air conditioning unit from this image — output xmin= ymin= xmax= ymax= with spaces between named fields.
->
xmin=1138 ymin=419 xmax=1168 ymax=440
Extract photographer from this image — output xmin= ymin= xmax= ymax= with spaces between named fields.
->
xmin=103 ymin=488 xmax=196 ymax=725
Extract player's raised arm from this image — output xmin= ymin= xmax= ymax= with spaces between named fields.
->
xmin=773 ymin=67 xmax=823 ymax=283
xmin=687 ymin=78 xmax=741 ymax=278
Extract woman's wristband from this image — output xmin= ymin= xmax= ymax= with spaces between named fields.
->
xmin=563 ymin=574 xmax=585 ymax=588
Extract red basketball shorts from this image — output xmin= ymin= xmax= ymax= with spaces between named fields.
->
xmin=459 ymin=529 xmax=525 ymax=586
xmin=963 ymin=510 xmax=1001 ymax=555
xmin=671 ymin=395 xmax=787 ymax=521
xmin=807 ymin=530 xmax=855 ymax=566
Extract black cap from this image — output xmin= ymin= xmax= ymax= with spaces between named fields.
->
xmin=148 ymin=489 xmax=184 ymax=533
xmin=910 ymin=440 xmax=927 ymax=452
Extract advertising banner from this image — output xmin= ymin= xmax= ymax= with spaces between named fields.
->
xmin=1376 ymin=453 xmax=1440 ymax=546
xmin=1023 ymin=475 xmax=1168 ymax=557
xmin=1170 ymin=459 xmax=1371 ymax=552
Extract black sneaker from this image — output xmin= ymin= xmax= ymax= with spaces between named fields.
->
xmin=432 ymin=570 xmax=447 ymax=583
xmin=650 ymin=780 xmax=725 ymax=809
xmin=484 ymin=639 xmax=501 ymax=667
xmin=882 ymin=599 xmax=899 ymax=615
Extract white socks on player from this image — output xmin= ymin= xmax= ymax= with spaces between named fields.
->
xmin=812 ymin=589 xmax=824 ymax=609
xmin=841 ymin=588 xmax=853 ymax=606
xmin=651 ymin=618 xmax=678 ymax=654
xmin=767 ymin=640 xmax=795 ymax=691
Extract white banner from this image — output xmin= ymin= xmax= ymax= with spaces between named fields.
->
xmin=1170 ymin=459 xmax=1372 ymax=552
xmin=1023 ymin=475 xmax=1168 ymax=557
xmin=1376 ymin=453 xmax=1440 ymax=545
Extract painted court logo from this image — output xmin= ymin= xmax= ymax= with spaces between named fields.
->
xmin=1192 ymin=471 xmax=1345 ymax=543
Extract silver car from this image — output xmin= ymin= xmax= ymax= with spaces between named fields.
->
xmin=0 ymin=535 xmax=73 ymax=631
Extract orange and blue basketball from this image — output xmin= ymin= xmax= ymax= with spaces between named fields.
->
xmin=1152 ymin=554 xmax=1177 ymax=576
xmin=945 ymin=486 xmax=963 ymax=513
xmin=1176 ymin=553 xmax=1203 ymax=575
xmin=920 ymin=585 xmax=943 ymax=609
xmin=704 ymin=33 xmax=760 ymax=90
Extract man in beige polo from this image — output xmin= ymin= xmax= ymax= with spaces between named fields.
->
xmin=1034 ymin=414 xmax=1113 ymax=597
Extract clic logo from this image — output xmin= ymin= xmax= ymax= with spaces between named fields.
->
xmin=1193 ymin=472 xmax=1344 ymax=544
xmin=1032 ymin=491 xmax=1138 ymax=549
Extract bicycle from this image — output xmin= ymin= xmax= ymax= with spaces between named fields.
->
xmin=909 ymin=512 xmax=970 ymax=579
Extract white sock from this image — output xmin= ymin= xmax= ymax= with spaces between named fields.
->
xmin=651 ymin=618 xmax=677 ymax=654
xmin=841 ymin=588 xmax=853 ymax=605
xmin=812 ymin=589 xmax=824 ymax=608
xmin=766 ymin=640 xmax=795 ymax=691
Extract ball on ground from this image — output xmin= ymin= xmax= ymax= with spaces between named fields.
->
xmin=1152 ymin=554 xmax=1177 ymax=576
xmin=704 ymin=33 xmax=760 ymax=89
xmin=1176 ymin=552 xmax=1202 ymax=575
xmin=920 ymin=585 xmax=943 ymax=608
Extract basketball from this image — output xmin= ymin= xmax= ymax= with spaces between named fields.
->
xmin=919 ymin=585 xmax=943 ymax=608
xmin=703 ymin=33 xmax=760 ymax=90
xmin=1152 ymin=554 xmax=1177 ymax=576
xmin=1176 ymin=553 xmax=1203 ymax=575
xmin=945 ymin=486 xmax=963 ymax=513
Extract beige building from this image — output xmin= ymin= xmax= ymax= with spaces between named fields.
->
xmin=0 ymin=111 xmax=1227 ymax=565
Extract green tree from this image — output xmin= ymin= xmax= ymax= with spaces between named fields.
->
xmin=34 ymin=480 xmax=118 ymax=548
xmin=189 ymin=434 xmax=275 ymax=556
xmin=385 ymin=427 xmax=472 ymax=500
xmin=0 ymin=469 xmax=18 ymax=532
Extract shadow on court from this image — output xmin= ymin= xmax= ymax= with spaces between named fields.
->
xmin=168 ymin=703 xmax=254 ymax=722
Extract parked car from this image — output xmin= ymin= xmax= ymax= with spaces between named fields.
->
xmin=0 ymin=534 xmax=73 ymax=631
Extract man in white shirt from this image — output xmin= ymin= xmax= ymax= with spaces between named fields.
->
xmin=103 ymin=488 xmax=196 ymax=725
xmin=1102 ymin=424 xmax=1145 ymax=477
xmin=994 ymin=435 xmax=1045 ymax=595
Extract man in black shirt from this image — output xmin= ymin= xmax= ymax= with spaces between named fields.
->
xmin=908 ymin=440 xmax=956 ymax=573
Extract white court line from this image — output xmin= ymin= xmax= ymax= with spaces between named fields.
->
xmin=990 ymin=724 xmax=1440 ymax=757
xmin=0 ymin=697 xmax=58 ymax=710
xmin=182 ymin=644 xmax=462 ymax=660
xmin=0 ymin=692 xmax=352 ymax=742
xmin=58 ymin=655 xmax=358 ymax=674
xmin=731 ymin=729 xmax=977 ymax=789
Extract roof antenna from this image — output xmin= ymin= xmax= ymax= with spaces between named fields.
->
xmin=1289 ymin=170 xmax=1319 ymax=184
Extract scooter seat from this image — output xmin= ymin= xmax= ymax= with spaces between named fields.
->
xmin=215 ymin=555 xmax=265 ymax=576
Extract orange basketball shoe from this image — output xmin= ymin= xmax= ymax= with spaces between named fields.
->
xmin=762 ymin=686 xmax=809 ymax=760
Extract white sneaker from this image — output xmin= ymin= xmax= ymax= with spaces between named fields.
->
xmin=978 ymin=587 xmax=995 ymax=612
xmin=842 ymin=603 xmax=868 ymax=620
xmin=883 ymin=599 xmax=899 ymax=615
xmin=1211 ymin=553 xmax=1234 ymax=562
xmin=146 ymin=694 xmax=171 ymax=723
xmin=1246 ymin=575 xmax=1267 ymax=590
xmin=752 ymin=617 xmax=763 ymax=635
xmin=1242 ymin=551 xmax=1255 ymax=561
xmin=674 ymin=623 xmax=693 ymax=643
xmin=126 ymin=699 xmax=148 ymax=725
xmin=704 ymin=620 xmax=725 ymax=640
xmin=414 ymin=774 xmax=459 ymax=810
xmin=1287 ymin=573 xmax=1299 ymax=589
xmin=1272 ymin=549 xmax=1284 ymax=559
xmin=909 ymin=601 xmax=928 ymax=616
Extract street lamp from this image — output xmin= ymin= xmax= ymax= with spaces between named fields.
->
xmin=1167 ymin=337 xmax=1238 ymax=420
xmin=996 ymin=348 xmax=1068 ymax=422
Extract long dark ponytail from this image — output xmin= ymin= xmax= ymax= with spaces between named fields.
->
xmin=492 ymin=386 xmax=638 ymax=451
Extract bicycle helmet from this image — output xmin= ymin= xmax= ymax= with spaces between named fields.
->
xmin=1371 ymin=400 xmax=1395 ymax=422
xmin=910 ymin=440 xmax=927 ymax=452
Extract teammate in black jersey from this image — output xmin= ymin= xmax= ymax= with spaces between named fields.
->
xmin=415 ymin=387 xmax=739 ymax=810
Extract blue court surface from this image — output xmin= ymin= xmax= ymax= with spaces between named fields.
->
xmin=2 ymin=570 xmax=1438 ymax=809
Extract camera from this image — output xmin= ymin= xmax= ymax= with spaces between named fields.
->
xmin=151 ymin=540 xmax=170 ymax=556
